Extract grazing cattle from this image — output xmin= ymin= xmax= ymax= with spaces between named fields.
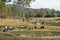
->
xmin=41 ymin=26 xmax=44 ymax=29
xmin=25 ymin=25 xmax=33 ymax=30
xmin=2 ymin=27 xmax=7 ymax=32
xmin=40 ymin=20 xmax=45 ymax=25
xmin=29 ymin=26 xmax=33 ymax=30
xmin=34 ymin=26 xmax=37 ymax=29
xmin=34 ymin=22 xmax=37 ymax=24
xmin=2 ymin=27 xmax=5 ymax=32
xmin=24 ymin=25 xmax=27 ymax=28
xmin=2 ymin=26 xmax=14 ymax=32
xmin=8 ymin=27 xmax=14 ymax=31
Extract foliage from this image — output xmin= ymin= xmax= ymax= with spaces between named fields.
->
xmin=0 ymin=0 xmax=60 ymax=19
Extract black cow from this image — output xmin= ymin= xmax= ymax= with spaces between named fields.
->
xmin=41 ymin=26 xmax=44 ymax=29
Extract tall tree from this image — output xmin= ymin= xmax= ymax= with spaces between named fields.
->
xmin=51 ymin=9 xmax=56 ymax=17
xmin=0 ymin=0 xmax=11 ymax=18
xmin=17 ymin=0 xmax=35 ymax=7
xmin=40 ymin=8 xmax=47 ymax=18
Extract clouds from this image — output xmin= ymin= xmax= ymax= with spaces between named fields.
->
xmin=6 ymin=0 xmax=14 ymax=4
xmin=6 ymin=0 xmax=60 ymax=10
xmin=30 ymin=0 xmax=60 ymax=10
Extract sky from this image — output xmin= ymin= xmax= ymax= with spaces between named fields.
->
xmin=30 ymin=0 xmax=60 ymax=10
xmin=6 ymin=0 xmax=13 ymax=4
xmin=6 ymin=0 xmax=60 ymax=10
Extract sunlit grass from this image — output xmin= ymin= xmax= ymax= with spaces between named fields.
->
xmin=0 ymin=18 xmax=60 ymax=30
xmin=46 ymin=22 xmax=60 ymax=26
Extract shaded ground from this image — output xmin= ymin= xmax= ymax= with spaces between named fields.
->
xmin=0 ymin=31 xmax=60 ymax=40
xmin=0 ymin=37 xmax=60 ymax=40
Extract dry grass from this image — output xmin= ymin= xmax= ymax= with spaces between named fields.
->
xmin=0 ymin=18 xmax=60 ymax=28
xmin=0 ymin=18 xmax=29 ymax=26
xmin=0 ymin=18 xmax=60 ymax=40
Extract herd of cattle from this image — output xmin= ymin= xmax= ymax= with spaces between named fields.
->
xmin=0 ymin=20 xmax=45 ymax=32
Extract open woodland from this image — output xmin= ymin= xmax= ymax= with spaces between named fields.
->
xmin=0 ymin=0 xmax=60 ymax=40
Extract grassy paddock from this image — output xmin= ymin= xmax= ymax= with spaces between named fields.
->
xmin=0 ymin=31 xmax=60 ymax=40
xmin=0 ymin=18 xmax=60 ymax=26
xmin=10 ymin=30 xmax=60 ymax=37
xmin=46 ymin=22 xmax=60 ymax=26
xmin=0 ymin=18 xmax=60 ymax=30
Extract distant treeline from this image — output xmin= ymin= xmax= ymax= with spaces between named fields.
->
xmin=26 ymin=8 xmax=60 ymax=18
xmin=0 ymin=4 xmax=60 ymax=19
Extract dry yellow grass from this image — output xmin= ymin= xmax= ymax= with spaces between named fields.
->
xmin=0 ymin=18 xmax=34 ymax=26
xmin=0 ymin=17 xmax=60 ymax=26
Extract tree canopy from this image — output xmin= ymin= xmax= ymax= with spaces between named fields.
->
xmin=0 ymin=0 xmax=35 ymax=7
xmin=0 ymin=0 xmax=60 ymax=19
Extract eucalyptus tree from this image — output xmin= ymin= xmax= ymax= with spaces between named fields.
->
xmin=0 ymin=0 xmax=36 ymax=18
xmin=17 ymin=0 xmax=36 ymax=18
xmin=16 ymin=0 xmax=35 ymax=7
xmin=0 ymin=0 xmax=11 ymax=18
xmin=51 ymin=9 xmax=56 ymax=17
xmin=56 ymin=10 xmax=60 ymax=17
xmin=40 ymin=8 xmax=47 ymax=18
xmin=15 ymin=0 xmax=36 ymax=20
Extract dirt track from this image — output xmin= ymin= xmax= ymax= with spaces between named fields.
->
xmin=0 ymin=37 xmax=60 ymax=40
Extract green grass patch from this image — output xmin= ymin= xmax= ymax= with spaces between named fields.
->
xmin=55 ymin=18 xmax=60 ymax=21
xmin=11 ymin=31 xmax=60 ymax=37
xmin=46 ymin=22 xmax=60 ymax=26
